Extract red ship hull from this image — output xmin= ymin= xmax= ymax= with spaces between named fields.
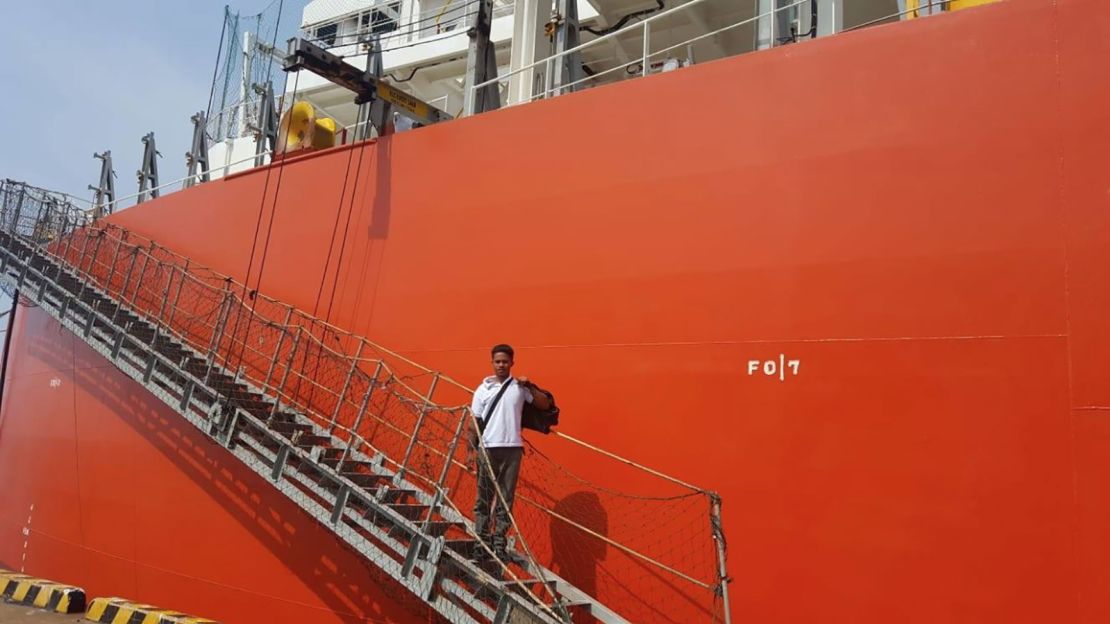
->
xmin=2 ymin=0 xmax=1109 ymax=621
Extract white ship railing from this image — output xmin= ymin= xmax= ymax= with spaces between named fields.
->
xmin=846 ymin=0 xmax=955 ymax=31
xmin=92 ymin=98 xmax=445 ymax=215
xmin=77 ymin=149 xmax=277 ymax=215
xmin=416 ymin=0 xmax=515 ymax=38
xmin=301 ymin=0 xmax=515 ymax=52
xmin=467 ymin=0 xmax=979 ymax=107
xmin=470 ymin=0 xmax=815 ymax=106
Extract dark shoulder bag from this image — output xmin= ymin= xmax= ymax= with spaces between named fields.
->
xmin=521 ymin=384 xmax=560 ymax=434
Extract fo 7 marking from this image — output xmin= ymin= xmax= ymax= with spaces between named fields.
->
xmin=747 ymin=354 xmax=800 ymax=382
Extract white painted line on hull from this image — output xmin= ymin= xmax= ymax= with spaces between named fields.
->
xmin=19 ymin=503 xmax=33 ymax=572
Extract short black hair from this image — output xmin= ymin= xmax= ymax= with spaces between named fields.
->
xmin=491 ymin=344 xmax=514 ymax=359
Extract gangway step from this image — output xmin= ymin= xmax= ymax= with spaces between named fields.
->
xmin=270 ymin=421 xmax=314 ymax=435
xmin=386 ymin=503 xmax=428 ymax=521
xmin=379 ymin=487 xmax=419 ymax=503
xmin=445 ymin=539 xmax=478 ymax=557
xmin=341 ymin=471 xmax=390 ymax=487
xmin=294 ymin=434 xmax=333 ymax=448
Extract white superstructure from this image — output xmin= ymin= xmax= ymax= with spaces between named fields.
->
xmin=207 ymin=0 xmax=900 ymax=178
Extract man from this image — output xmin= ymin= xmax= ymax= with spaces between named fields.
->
xmin=470 ymin=343 xmax=551 ymax=561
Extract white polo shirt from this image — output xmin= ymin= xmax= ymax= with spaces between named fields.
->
xmin=471 ymin=376 xmax=534 ymax=448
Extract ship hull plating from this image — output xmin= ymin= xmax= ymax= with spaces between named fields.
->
xmin=3 ymin=0 xmax=1110 ymax=621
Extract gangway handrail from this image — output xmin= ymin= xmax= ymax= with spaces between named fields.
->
xmin=10 ymin=173 xmax=716 ymax=496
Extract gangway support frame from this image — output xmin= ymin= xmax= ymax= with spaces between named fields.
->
xmin=136 ymin=133 xmax=161 ymax=204
xmin=253 ymin=82 xmax=279 ymax=167
xmin=89 ymin=151 xmax=117 ymax=217
xmin=185 ymin=111 xmax=211 ymax=188
xmin=551 ymin=0 xmax=583 ymax=96
xmin=463 ymin=0 xmax=501 ymax=116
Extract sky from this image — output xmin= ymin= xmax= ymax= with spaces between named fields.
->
xmin=0 ymin=0 xmax=297 ymax=203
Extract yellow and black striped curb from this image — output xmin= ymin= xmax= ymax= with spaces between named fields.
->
xmin=0 ymin=569 xmax=86 ymax=613
xmin=86 ymin=597 xmax=220 ymax=624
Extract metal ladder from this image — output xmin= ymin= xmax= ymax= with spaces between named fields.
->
xmin=0 ymin=224 xmax=629 ymax=624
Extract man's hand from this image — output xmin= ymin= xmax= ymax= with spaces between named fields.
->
xmin=517 ymin=377 xmax=552 ymax=409
xmin=531 ymin=386 xmax=553 ymax=411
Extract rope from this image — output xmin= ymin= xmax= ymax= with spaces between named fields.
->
xmin=291 ymin=102 xmax=387 ymax=407
xmin=319 ymin=109 xmax=372 ymax=322
xmin=552 ymin=432 xmax=708 ymax=495
xmin=224 ymin=0 xmax=291 ymax=382
xmin=524 ymin=441 xmax=705 ymax=501
xmin=517 ymin=493 xmax=715 ymax=590
xmin=292 ymin=100 xmax=366 ymax=408
xmin=310 ymin=102 xmax=365 ymax=319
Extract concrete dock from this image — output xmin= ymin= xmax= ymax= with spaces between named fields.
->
xmin=0 ymin=602 xmax=83 ymax=622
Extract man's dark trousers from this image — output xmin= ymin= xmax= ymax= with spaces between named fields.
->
xmin=473 ymin=446 xmax=524 ymax=555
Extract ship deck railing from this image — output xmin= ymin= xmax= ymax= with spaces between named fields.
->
xmin=469 ymin=0 xmax=981 ymax=106
xmin=470 ymin=0 xmax=813 ymax=105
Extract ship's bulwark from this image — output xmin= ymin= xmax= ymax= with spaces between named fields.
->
xmin=2 ymin=0 xmax=1109 ymax=621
